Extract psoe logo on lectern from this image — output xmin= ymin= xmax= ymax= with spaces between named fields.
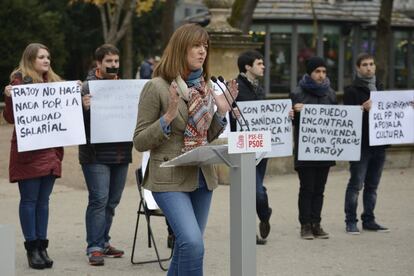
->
xmin=228 ymin=131 xmax=271 ymax=154
xmin=236 ymin=134 xmax=245 ymax=148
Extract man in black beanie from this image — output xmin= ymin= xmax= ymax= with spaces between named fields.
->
xmin=306 ymin=56 xmax=326 ymax=76
xmin=290 ymin=56 xmax=336 ymax=240
xmin=343 ymin=53 xmax=389 ymax=235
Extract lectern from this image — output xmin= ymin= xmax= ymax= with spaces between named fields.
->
xmin=161 ymin=145 xmax=257 ymax=276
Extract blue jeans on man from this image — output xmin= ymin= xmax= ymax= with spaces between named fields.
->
xmin=256 ymin=158 xmax=271 ymax=222
xmin=152 ymin=171 xmax=212 ymax=276
xmin=18 ymin=175 xmax=55 ymax=241
xmin=82 ymin=163 xmax=129 ymax=254
xmin=345 ymin=147 xmax=386 ymax=224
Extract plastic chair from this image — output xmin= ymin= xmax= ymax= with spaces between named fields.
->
xmin=130 ymin=167 xmax=173 ymax=271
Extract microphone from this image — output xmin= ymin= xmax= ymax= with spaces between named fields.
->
xmin=211 ymin=76 xmax=245 ymax=131
xmin=217 ymin=76 xmax=250 ymax=131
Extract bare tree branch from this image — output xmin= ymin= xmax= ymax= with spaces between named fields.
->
xmin=113 ymin=0 xmax=126 ymax=33
xmin=112 ymin=0 xmax=136 ymax=44
xmin=98 ymin=4 xmax=109 ymax=41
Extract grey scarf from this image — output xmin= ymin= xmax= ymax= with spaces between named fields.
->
xmin=241 ymin=72 xmax=259 ymax=88
xmin=356 ymin=72 xmax=377 ymax=91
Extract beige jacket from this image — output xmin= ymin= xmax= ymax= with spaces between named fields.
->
xmin=133 ymin=76 xmax=225 ymax=192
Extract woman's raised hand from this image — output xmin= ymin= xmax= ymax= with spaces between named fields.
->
xmin=3 ymin=85 xmax=12 ymax=97
xmin=164 ymin=81 xmax=180 ymax=124
xmin=213 ymin=79 xmax=238 ymax=116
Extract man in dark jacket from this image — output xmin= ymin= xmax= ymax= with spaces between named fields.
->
xmin=230 ymin=50 xmax=272 ymax=244
xmin=343 ymin=53 xmax=389 ymax=234
xmin=80 ymin=44 xmax=133 ymax=266
xmin=290 ymin=56 xmax=336 ymax=240
xmin=138 ymin=56 xmax=160 ymax=79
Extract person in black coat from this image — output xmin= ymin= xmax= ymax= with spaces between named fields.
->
xmin=290 ymin=56 xmax=336 ymax=240
xmin=230 ymin=50 xmax=272 ymax=244
xmin=80 ymin=44 xmax=132 ymax=266
xmin=343 ymin=53 xmax=389 ymax=234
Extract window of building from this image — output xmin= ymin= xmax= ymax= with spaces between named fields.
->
xmin=360 ymin=30 xmax=375 ymax=54
xmin=297 ymin=25 xmax=317 ymax=81
xmin=410 ymin=36 xmax=414 ymax=88
xmin=323 ymin=25 xmax=340 ymax=90
xmin=269 ymin=25 xmax=292 ymax=93
xmin=184 ymin=7 xmax=191 ymax=17
xmin=344 ymin=30 xmax=355 ymax=86
xmin=393 ymin=30 xmax=409 ymax=89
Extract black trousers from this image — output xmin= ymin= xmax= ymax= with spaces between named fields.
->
xmin=297 ymin=167 xmax=330 ymax=225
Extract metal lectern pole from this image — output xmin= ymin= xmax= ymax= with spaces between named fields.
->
xmin=229 ymin=152 xmax=256 ymax=276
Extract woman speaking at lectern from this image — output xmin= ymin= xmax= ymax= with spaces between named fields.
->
xmin=133 ymin=23 xmax=238 ymax=275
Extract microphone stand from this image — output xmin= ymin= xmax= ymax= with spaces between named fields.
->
xmin=211 ymin=76 xmax=246 ymax=131
xmin=217 ymin=76 xmax=250 ymax=131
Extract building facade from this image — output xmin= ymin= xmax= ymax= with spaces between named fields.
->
xmin=183 ymin=0 xmax=414 ymax=94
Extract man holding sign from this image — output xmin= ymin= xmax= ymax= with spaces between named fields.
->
xmin=230 ymin=50 xmax=272 ymax=244
xmin=290 ymin=56 xmax=336 ymax=240
xmin=343 ymin=53 xmax=389 ymax=234
xmin=79 ymin=44 xmax=132 ymax=266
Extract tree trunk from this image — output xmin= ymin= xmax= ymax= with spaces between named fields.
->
xmin=161 ymin=0 xmax=176 ymax=49
xmin=375 ymin=0 xmax=394 ymax=88
xmin=122 ymin=22 xmax=133 ymax=79
xmin=101 ymin=0 xmax=136 ymax=45
xmin=229 ymin=0 xmax=258 ymax=33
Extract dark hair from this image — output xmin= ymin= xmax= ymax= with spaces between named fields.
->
xmin=94 ymin=44 xmax=120 ymax=62
xmin=237 ymin=50 xmax=263 ymax=73
xmin=356 ymin=53 xmax=375 ymax=67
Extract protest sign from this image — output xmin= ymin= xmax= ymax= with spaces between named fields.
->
xmin=11 ymin=81 xmax=85 ymax=152
xmin=236 ymin=99 xmax=292 ymax=158
xmin=369 ymin=90 xmax=414 ymax=146
xmin=89 ymin=79 xmax=148 ymax=143
xmin=298 ymin=104 xmax=362 ymax=161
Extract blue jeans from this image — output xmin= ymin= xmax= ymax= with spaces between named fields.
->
xmin=256 ymin=158 xmax=271 ymax=222
xmin=82 ymin=163 xmax=129 ymax=253
xmin=152 ymin=171 xmax=212 ymax=276
xmin=345 ymin=147 xmax=386 ymax=224
xmin=18 ymin=175 xmax=55 ymax=241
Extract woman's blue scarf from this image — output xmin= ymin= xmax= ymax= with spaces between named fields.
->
xmin=185 ymin=69 xmax=203 ymax=88
xmin=299 ymin=74 xmax=331 ymax=97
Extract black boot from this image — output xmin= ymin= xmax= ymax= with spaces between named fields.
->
xmin=38 ymin=239 xmax=53 ymax=268
xmin=24 ymin=240 xmax=46 ymax=269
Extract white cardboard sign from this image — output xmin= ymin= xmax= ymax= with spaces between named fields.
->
xmin=89 ymin=79 xmax=148 ymax=143
xmin=11 ymin=81 xmax=85 ymax=152
xmin=298 ymin=104 xmax=362 ymax=161
xmin=236 ymin=100 xmax=293 ymax=157
xmin=369 ymin=90 xmax=414 ymax=146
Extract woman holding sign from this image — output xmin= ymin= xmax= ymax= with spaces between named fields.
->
xmin=290 ymin=56 xmax=336 ymax=240
xmin=3 ymin=43 xmax=62 ymax=269
xmin=133 ymin=23 xmax=237 ymax=275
